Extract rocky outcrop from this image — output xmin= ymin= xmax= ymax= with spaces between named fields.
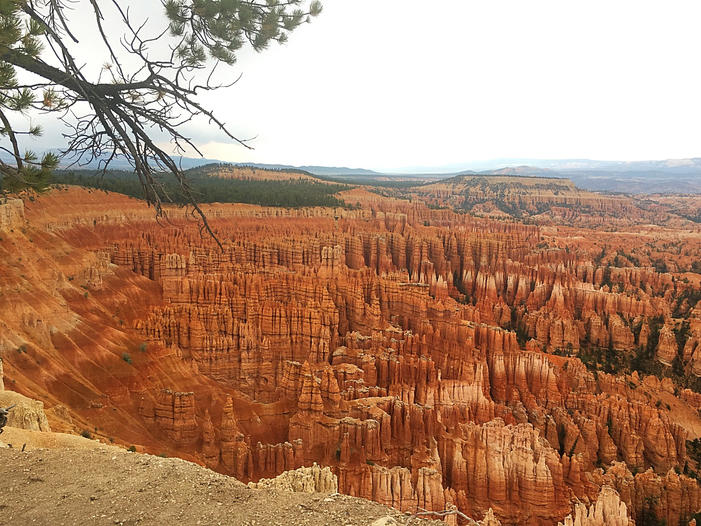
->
xmin=601 ymin=462 xmax=701 ymax=526
xmin=656 ymin=324 xmax=679 ymax=365
xmin=248 ymin=463 xmax=338 ymax=493
xmin=0 ymin=199 xmax=24 ymax=231
xmin=480 ymin=509 xmax=503 ymax=526
xmin=439 ymin=419 xmax=572 ymax=524
xmin=558 ymin=486 xmax=632 ymax=526
xmin=0 ymin=391 xmax=50 ymax=432
xmin=138 ymin=390 xmax=198 ymax=446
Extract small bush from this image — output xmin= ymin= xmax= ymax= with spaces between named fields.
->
xmin=122 ymin=352 xmax=132 ymax=364
xmin=80 ymin=429 xmax=92 ymax=439
xmin=128 ymin=445 xmax=136 ymax=452
xmin=139 ymin=342 xmax=148 ymax=352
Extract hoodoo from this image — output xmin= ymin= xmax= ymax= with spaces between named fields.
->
xmin=1 ymin=185 xmax=699 ymax=524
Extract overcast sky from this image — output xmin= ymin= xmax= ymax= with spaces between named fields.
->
xmin=34 ymin=1 xmax=701 ymax=171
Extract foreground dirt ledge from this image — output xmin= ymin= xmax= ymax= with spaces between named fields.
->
xmin=0 ymin=442 xmax=446 ymax=526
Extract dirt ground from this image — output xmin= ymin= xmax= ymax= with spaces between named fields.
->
xmin=0 ymin=444 xmax=443 ymax=526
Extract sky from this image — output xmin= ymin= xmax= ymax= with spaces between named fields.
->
xmin=25 ymin=0 xmax=701 ymax=172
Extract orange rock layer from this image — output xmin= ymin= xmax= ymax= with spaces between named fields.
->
xmin=1 ymin=187 xmax=700 ymax=525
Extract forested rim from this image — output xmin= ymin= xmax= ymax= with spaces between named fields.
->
xmin=50 ymin=169 xmax=356 ymax=209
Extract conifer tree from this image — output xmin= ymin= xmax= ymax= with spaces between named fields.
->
xmin=0 ymin=0 xmax=322 ymax=239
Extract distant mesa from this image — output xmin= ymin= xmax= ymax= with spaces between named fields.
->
xmin=191 ymin=163 xmax=327 ymax=182
xmin=4 ymin=146 xmax=700 ymax=193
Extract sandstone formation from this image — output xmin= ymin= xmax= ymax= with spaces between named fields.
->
xmin=1 ymin=186 xmax=699 ymax=525
xmin=480 ymin=509 xmax=503 ymax=526
xmin=558 ymin=486 xmax=632 ymax=526
xmin=248 ymin=463 xmax=338 ymax=493
xmin=0 ymin=390 xmax=51 ymax=432
xmin=0 ymin=198 xmax=24 ymax=231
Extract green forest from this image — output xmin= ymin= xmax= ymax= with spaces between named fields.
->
xmin=50 ymin=166 xmax=353 ymax=209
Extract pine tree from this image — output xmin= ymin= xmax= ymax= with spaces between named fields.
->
xmin=0 ymin=0 xmax=59 ymax=192
xmin=0 ymin=0 xmax=322 ymax=240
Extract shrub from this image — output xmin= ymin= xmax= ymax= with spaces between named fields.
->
xmin=80 ymin=429 xmax=92 ymax=439
xmin=128 ymin=445 xmax=137 ymax=452
xmin=122 ymin=352 xmax=132 ymax=364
